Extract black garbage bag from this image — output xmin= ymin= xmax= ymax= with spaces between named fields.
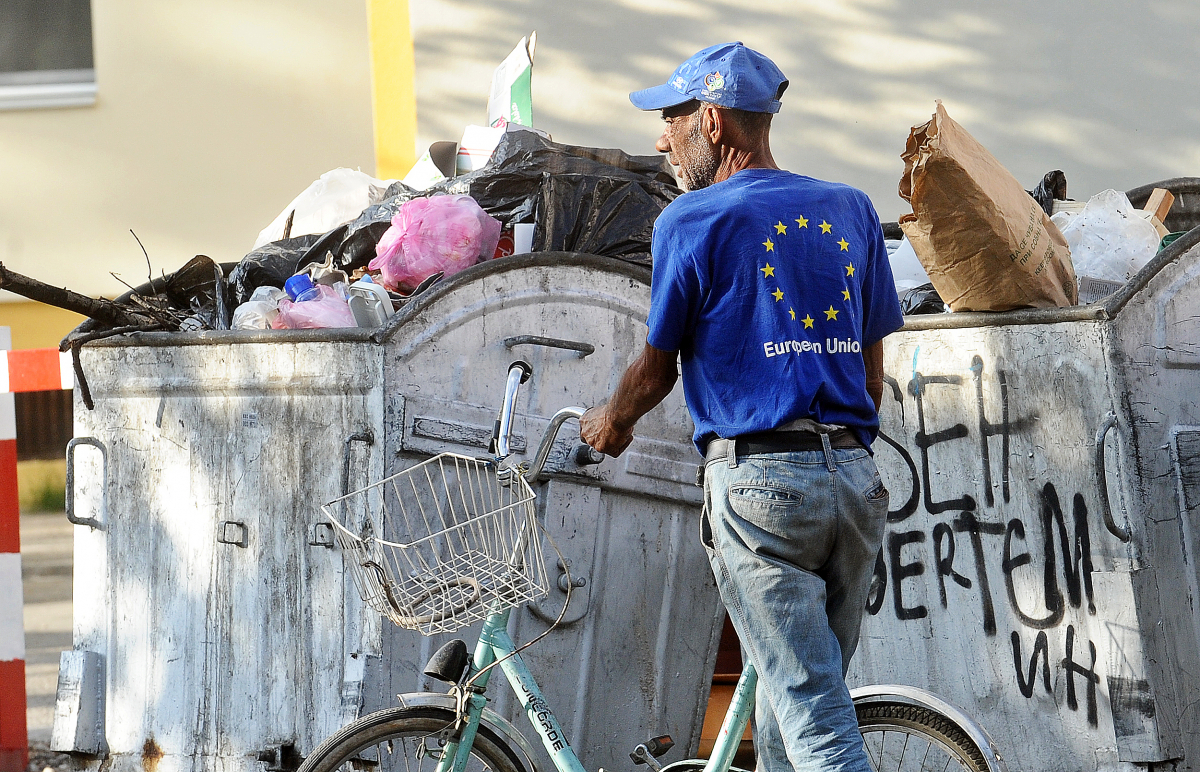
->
xmin=227 ymin=233 xmax=322 ymax=305
xmin=537 ymin=173 xmax=666 ymax=260
xmin=159 ymin=254 xmax=232 ymax=330
xmin=900 ymin=283 xmax=947 ymax=315
xmin=1028 ymin=170 xmax=1069 ymax=216
xmin=479 ymin=130 xmax=680 ymax=262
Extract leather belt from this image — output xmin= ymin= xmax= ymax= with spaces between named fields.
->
xmin=704 ymin=429 xmax=862 ymax=462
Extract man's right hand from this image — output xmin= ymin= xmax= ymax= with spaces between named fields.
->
xmin=578 ymin=341 xmax=679 ymax=458
xmin=579 ymin=404 xmax=635 ymax=458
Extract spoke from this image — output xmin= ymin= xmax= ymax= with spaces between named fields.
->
xmin=941 ymin=751 xmax=953 ymax=772
xmin=877 ymin=731 xmax=887 ymax=772
xmin=918 ymin=739 xmax=932 ymax=772
xmin=898 ymin=732 xmax=910 ymax=772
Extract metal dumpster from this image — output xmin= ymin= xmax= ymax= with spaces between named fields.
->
xmin=54 ymin=254 xmax=723 ymax=772
xmin=848 ymin=227 xmax=1200 ymax=772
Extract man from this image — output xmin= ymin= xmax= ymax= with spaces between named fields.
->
xmin=579 ymin=43 xmax=904 ymax=772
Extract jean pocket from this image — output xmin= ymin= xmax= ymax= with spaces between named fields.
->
xmin=728 ymin=483 xmax=807 ymax=535
xmin=864 ymin=479 xmax=889 ymax=503
xmin=730 ymin=484 xmax=804 ymax=505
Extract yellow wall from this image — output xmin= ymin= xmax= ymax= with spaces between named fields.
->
xmin=0 ymin=301 xmax=84 ymax=350
xmin=367 ymin=0 xmax=418 ymax=180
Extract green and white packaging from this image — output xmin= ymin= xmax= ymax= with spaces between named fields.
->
xmin=488 ymin=33 xmax=536 ymax=128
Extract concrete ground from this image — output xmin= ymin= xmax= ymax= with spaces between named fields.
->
xmin=20 ymin=510 xmax=73 ymax=771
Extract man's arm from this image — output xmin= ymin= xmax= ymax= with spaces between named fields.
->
xmin=864 ymin=339 xmax=884 ymax=413
xmin=579 ymin=342 xmax=678 ymax=457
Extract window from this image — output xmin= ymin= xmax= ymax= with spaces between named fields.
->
xmin=0 ymin=0 xmax=95 ymax=110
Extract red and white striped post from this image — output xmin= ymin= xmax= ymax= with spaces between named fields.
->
xmin=0 ymin=328 xmax=74 ymax=772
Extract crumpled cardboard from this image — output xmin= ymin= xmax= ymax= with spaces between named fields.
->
xmin=899 ymin=102 xmax=1077 ymax=311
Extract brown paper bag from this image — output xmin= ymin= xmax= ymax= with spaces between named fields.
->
xmin=899 ymin=102 xmax=1077 ymax=311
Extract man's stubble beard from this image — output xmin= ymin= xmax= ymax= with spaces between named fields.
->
xmin=676 ymin=118 xmax=720 ymax=191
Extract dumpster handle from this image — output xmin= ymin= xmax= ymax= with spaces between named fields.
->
xmin=65 ymin=437 xmax=106 ymax=530
xmin=1094 ymin=411 xmax=1131 ymax=543
xmin=342 ymin=430 xmax=375 ymax=497
xmin=503 ymin=335 xmax=595 ymax=357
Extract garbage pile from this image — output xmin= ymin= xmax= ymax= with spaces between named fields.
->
xmin=216 ymin=128 xmax=678 ymax=331
xmin=0 ymin=33 xmax=681 ymax=345
xmin=888 ymin=101 xmax=1196 ymax=313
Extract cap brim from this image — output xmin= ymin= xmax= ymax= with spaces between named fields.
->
xmin=629 ymin=83 xmax=693 ymax=111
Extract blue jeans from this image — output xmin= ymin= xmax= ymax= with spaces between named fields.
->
xmin=701 ymin=445 xmax=888 ymax=772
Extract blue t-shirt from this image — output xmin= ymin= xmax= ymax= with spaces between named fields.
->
xmin=646 ymin=168 xmax=904 ymax=454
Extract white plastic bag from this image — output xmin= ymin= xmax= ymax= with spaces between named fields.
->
xmin=1059 ymin=189 xmax=1159 ymax=284
xmin=254 ymin=169 xmax=392 ymax=248
xmin=888 ymin=237 xmax=931 ymax=294
xmin=232 ymin=287 xmax=285 ymax=330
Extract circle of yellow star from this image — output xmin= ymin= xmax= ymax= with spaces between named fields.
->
xmin=824 ymin=306 xmax=839 ymax=320
xmin=763 ymin=238 xmax=774 ymax=252
xmin=819 ymin=221 xmax=832 ymax=234
xmin=761 ymin=263 xmax=775 ymax=278
xmin=772 ymin=288 xmax=785 ymax=302
xmin=795 ymin=215 xmax=808 ymax=228
xmin=837 ymin=238 xmax=850 ymax=251
xmin=802 ymin=314 xmax=814 ymax=329
xmin=774 ymin=221 xmax=787 ymax=235
xmin=842 ymin=289 xmax=851 ymax=301
xmin=788 ymin=307 xmax=796 ymax=320
xmin=845 ymin=262 xmax=855 ymax=277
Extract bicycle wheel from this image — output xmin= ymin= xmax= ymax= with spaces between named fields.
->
xmin=299 ymin=706 xmax=528 ymax=772
xmin=856 ymin=703 xmax=992 ymax=772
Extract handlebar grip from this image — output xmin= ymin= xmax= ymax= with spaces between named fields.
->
xmin=572 ymin=443 xmax=605 ymax=466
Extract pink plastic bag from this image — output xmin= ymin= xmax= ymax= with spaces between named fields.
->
xmin=368 ymin=195 xmax=502 ymax=292
xmin=272 ymin=284 xmax=358 ymax=329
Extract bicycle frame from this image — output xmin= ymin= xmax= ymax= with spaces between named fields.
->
xmin=434 ymin=601 xmax=760 ymax=772
xmin=697 ymin=664 xmax=756 ymax=772
xmin=435 ymin=604 xmax=586 ymax=772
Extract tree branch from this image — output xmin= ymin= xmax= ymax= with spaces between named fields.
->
xmin=0 ymin=261 xmax=151 ymax=328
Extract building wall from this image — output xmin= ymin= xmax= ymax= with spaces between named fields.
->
xmin=0 ymin=0 xmax=376 ymax=310
xmin=410 ymin=0 xmax=1200 ymax=223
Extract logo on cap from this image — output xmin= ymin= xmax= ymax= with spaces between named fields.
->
xmin=703 ymin=71 xmax=725 ymax=91
xmin=673 ymin=76 xmax=687 ymax=89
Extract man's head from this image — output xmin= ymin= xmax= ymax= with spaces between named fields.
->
xmin=630 ymin=43 xmax=787 ymax=190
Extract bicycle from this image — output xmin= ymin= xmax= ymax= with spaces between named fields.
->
xmin=303 ymin=362 xmax=1008 ymax=772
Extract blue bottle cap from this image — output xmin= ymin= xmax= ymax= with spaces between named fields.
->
xmin=284 ymin=274 xmax=319 ymax=301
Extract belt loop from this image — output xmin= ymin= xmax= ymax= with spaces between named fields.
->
xmin=820 ymin=432 xmax=836 ymax=472
xmin=727 ymin=438 xmax=738 ymax=469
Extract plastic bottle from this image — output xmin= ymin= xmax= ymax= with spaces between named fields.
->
xmin=348 ymin=275 xmax=395 ymax=328
xmin=284 ymin=274 xmax=321 ymax=302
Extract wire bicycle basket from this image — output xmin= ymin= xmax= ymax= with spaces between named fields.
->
xmin=323 ymin=453 xmax=549 ymax=635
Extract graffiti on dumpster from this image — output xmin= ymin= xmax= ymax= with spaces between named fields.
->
xmin=865 ymin=355 xmax=1115 ymax=727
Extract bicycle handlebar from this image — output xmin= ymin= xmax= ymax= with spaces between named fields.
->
xmin=493 ymin=361 xmax=593 ymax=481
xmin=525 ymin=406 xmax=586 ymax=481
xmin=495 ymin=361 xmax=532 ymax=459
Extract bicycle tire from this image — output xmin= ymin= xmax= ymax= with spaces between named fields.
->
xmin=299 ymin=706 xmax=528 ymax=772
xmin=856 ymin=702 xmax=992 ymax=772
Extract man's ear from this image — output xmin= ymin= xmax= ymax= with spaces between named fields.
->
xmin=702 ymin=104 xmax=724 ymax=146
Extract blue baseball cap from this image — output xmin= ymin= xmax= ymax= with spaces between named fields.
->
xmin=629 ymin=42 xmax=788 ymax=114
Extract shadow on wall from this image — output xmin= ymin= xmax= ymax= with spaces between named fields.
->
xmin=412 ymin=0 xmax=1200 ymax=220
